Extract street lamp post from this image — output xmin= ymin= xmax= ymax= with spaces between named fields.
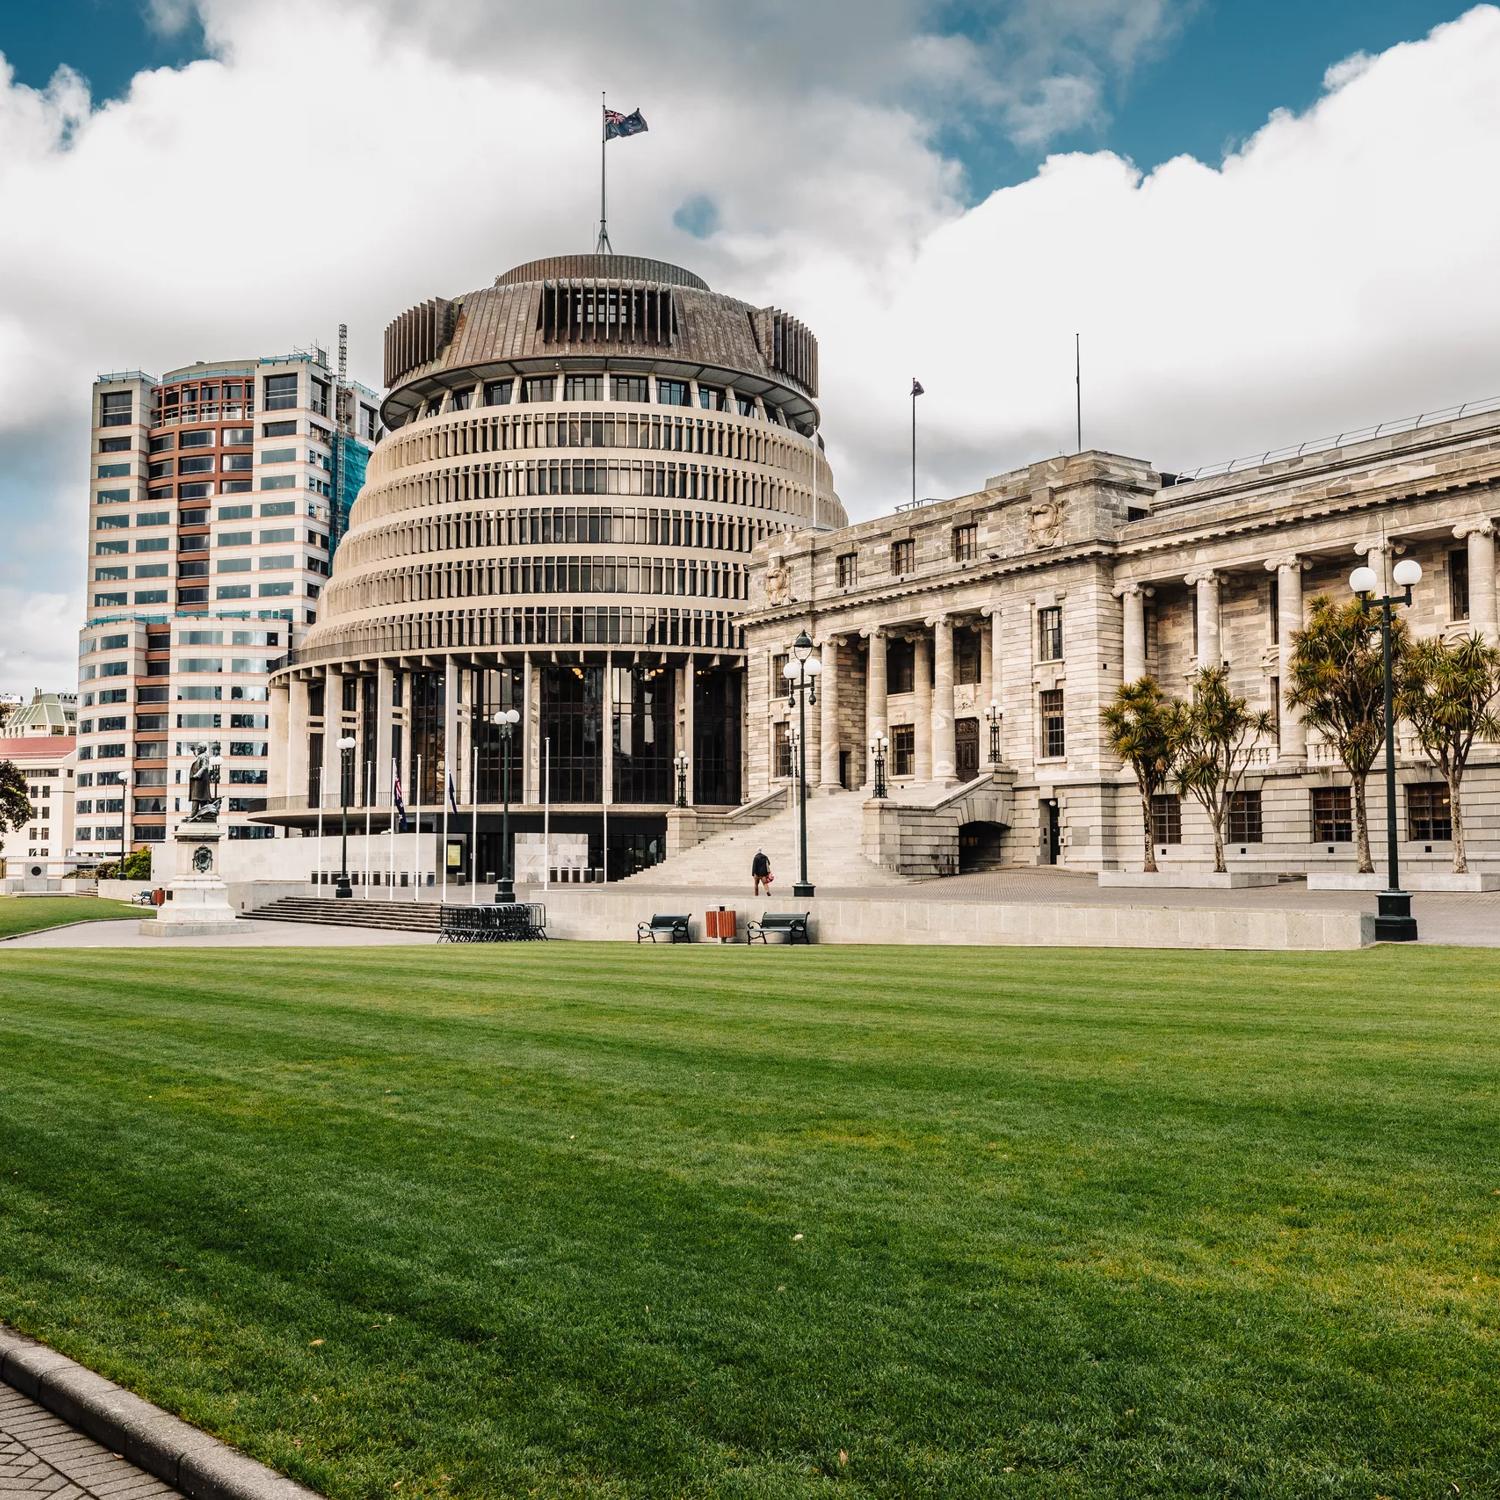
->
xmin=984 ymin=699 xmax=1001 ymax=766
xmin=335 ymin=735 xmax=357 ymax=898
xmin=674 ymin=750 xmax=689 ymax=808
xmin=1350 ymin=556 xmax=1422 ymax=942
xmin=781 ymin=630 xmax=822 ymax=899
xmin=491 ymin=708 xmax=521 ymax=903
xmin=871 ymin=735 xmax=889 ymax=799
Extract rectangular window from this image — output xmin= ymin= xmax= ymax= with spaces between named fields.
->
xmin=97 ymin=514 xmax=131 ymax=532
xmin=178 ymin=483 xmax=213 ymax=500
xmin=697 ymin=384 xmax=725 ymax=411
xmin=887 ymin=638 xmax=915 ymax=695
xmin=217 ymin=505 xmax=253 ymax=520
xmin=1228 ymin=790 xmax=1263 ymax=843
xmin=149 ymin=433 xmax=174 ymax=452
xmin=96 ymin=463 xmax=131 ymax=478
xmin=1037 ymin=606 xmax=1064 ymax=661
xmin=613 ymin=374 xmax=649 ymax=403
xmin=94 ymin=566 xmax=128 ymax=581
xmin=521 ymin=376 xmax=556 ymax=403
xmin=260 ymin=474 xmax=296 ymax=490
xmin=96 ymin=491 xmax=131 ymax=507
xmin=98 ymin=437 xmax=132 ymax=454
xmin=258 ymin=582 xmax=294 ymax=597
xmin=1449 ymin=548 xmax=1470 ymax=620
xmin=262 ymin=419 xmax=297 ymax=437
xmin=565 ymin=374 xmax=604 ymax=401
xmin=891 ymin=539 xmax=914 ymax=575
xmin=258 ymin=555 xmax=295 ymax=570
xmin=1311 ymin=787 xmax=1353 ymax=843
xmin=135 ymin=537 xmax=170 ymax=553
xmin=952 ymin=524 xmax=977 ymax=562
xmin=773 ymin=721 xmax=793 ymax=779
xmin=216 ymin=584 xmax=252 ymax=600
xmin=258 ymin=527 xmax=295 ymax=543
xmin=178 ymin=454 xmax=214 ymax=474
xmin=222 ymin=427 xmax=253 ymax=446
xmin=222 ymin=479 xmax=253 ymax=494
xmin=264 ymin=373 xmax=299 ymax=410
xmin=1406 ymin=782 xmax=1452 ymax=841
xmin=99 ymin=391 xmax=133 ymax=427
xmin=222 ymin=452 xmax=254 ymax=471
xmin=956 ymin=630 xmax=981 ymax=686
xmin=836 ymin=553 xmax=858 ymax=588
xmin=449 ymin=388 xmax=471 ymax=412
xmin=1039 ymin=688 xmax=1065 ymax=758
xmin=483 ymin=379 xmax=513 ymax=407
xmin=178 ymin=429 xmax=213 ymax=449
xmin=657 ymin=378 xmax=689 ymax=407
xmin=1150 ymin=793 xmax=1182 ymax=844
xmin=134 ymin=563 xmax=169 ymax=578
xmin=260 ymin=447 xmax=298 ymax=464
xmin=260 ymin=501 xmax=295 ymax=516
xmin=892 ymin=724 xmax=915 ymax=777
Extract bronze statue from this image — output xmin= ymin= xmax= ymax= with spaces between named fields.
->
xmin=183 ymin=742 xmax=222 ymax=823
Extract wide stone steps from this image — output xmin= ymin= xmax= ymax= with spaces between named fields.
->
xmin=248 ymin=897 xmax=445 ymax=932
xmin=624 ymin=788 xmax=911 ymax=890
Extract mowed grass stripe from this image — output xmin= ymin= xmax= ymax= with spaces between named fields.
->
xmin=0 ymin=944 xmax=1496 ymax=1497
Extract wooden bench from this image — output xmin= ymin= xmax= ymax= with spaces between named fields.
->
xmin=746 ymin=912 xmax=811 ymax=945
xmin=439 ymin=903 xmax=548 ymax=942
xmin=637 ymin=913 xmax=691 ymax=944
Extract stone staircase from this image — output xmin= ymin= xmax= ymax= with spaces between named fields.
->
xmin=247 ymin=896 xmax=445 ymax=933
xmin=623 ymin=787 xmax=912 ymax=891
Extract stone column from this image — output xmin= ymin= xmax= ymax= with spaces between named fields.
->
xmin=1268 ymin=554 xmax=1306 ymax=764
xmin=1354 ymin=538 xmax=1389 ymax=595
xmin=268 ymin=680 xmax=290 ymax=803
xmin=863 ymin=627 xmax=887 ymax=787
xmin=1188 ymin=572 xmax=1221 ymax=669
xmin=931 ymin=614 xmax=956 ymax=783
xmin=375 ymin=661 xmax=394 ymax=805
xmin=321 ymin=666 xmax=343 ymax=811
xmin=977 ymin=618 xmax=992 ymax=706
xmin=802 ymin=640 xmax=822 ymax=790
xmin=287 ymin=675 xmax=310 ymax=807
xmin=1120 ymin=584 xmax=1148 ymax=682
xmin=913 ymin=631 xmax=933 ymax=782
xmin=819 ymin=636 xmax=841 ymax=788
xmin=679 ymin=653 xmax=695 ymax=802
xmin=1456 ymin=520 xmax=1498 ymax=639
xmin=442 ymin=657 xmax=460 ymax=802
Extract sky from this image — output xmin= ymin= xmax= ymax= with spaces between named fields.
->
xmin=1 ymin=0 xmax=1496 ymax=691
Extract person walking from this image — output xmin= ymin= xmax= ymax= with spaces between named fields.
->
xmin=751 ymin=848 xmax=772 ymax=897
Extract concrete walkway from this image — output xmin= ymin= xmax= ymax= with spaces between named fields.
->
xmin=0 ymin=1384 xmax=177 ymax=1499
xmin=1 ymin=919 xmax=432 ymax=950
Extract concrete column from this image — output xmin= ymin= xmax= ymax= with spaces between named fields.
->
xmin=1120 ymin=585 xmax=1147 ymax=682
xmin=287 ymin=675 xmax=310 ymax=807
xmin=977 ymin=618 xmax=992 ymax=706
xmin=268 ymin=680 xmax=290 ymax=803
xmin=679 ymin=653 xmax=695 ymax=802
xmin=1188 ymin=572 xmax=1221 ymax=669
xmin=863 ymin=627 xmax=887 ymax=786
xmin=913 ymin=632 xmax=933 ymax=782
xmin=1354 ymin=539 xmax=1389 ymax=595
xmin=930 ymin=614 xmax=956 ymax=782
xmin=321 ymin=666 xmax=343 ymax=811
xmin=1457 ymin=520 xmax=1498 ymax=640
xmin=395 ymin=662 xmax=414 ymax=816
xmin=375 ymin=661 xmax=394 ymax=804
xmin=601 ymin=652 xmax=615 ymax=807
xmin=819 ymin=636 xmax=841 ymax=788
xmin=442 ymin=657 xmax=460 ymax=802
xmin=1268 ymin=554 xmax=1306 ymax=764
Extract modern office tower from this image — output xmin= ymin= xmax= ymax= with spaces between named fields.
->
xmin=75 ymin=352 xmax=381 ymax=854
xmin=0 ymin=690 xmax=78 ymax=885
xmin=266 ymin=252 xmax=845 ymax=881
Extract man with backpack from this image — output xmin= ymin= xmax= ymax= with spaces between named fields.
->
xmin=751 ymin=848 xmax=772 ymax=896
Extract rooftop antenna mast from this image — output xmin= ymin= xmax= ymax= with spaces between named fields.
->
xmin=1075 ymin=332 xmax=1082 ymax=453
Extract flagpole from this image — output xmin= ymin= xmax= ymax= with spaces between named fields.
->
xmin=911 ymin=381 xmax=917 ymax=506
xmin=412 ymin=756 xmax=422 ymax=903
xmin=543 ymin=735 xmax=550 ymax=890
xmin=470 ymin=745 xmax=479 ymax=906
xmin=388 ymin=757 xmax=395 ymax=901
xmin=597 ymin=91 xmax=610 ymax=254
xmin=316 ymin=778 xmax=324 ymax=893
xmin=441 ymin=771 xmax=449 ymax=905
xmin=363 ymin=760 xmax=372 ymax=895
xmin=1075 ymin=331 xmax=1082 ymax=452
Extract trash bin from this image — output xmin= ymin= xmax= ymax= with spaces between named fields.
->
xmin=706 ymin=906 xmax=736 ymax=943
xmin=152 ymin=887 xmax=166 ymax=907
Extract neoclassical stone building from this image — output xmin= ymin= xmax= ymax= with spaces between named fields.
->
xmin=740 ymin=404 xmax=1500 ymax=875
xmin=265 ymin=253 xmax=844 ymax=878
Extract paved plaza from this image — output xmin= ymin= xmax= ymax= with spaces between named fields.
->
xmin=0 ymin=1385 xmax=176 ymax=1500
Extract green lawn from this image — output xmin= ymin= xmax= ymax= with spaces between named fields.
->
xmin=0 ymin=945 xmax=1495 ymax=1499
xmin=0 ymin=894 xmax=143 ymax=938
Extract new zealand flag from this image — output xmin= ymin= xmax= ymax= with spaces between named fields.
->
xmin=604 ymin=107 xmax=649 ymax=140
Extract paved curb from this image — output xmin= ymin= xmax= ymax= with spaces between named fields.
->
xmin=0 ymin=917 xmax=149 ymax=943
xmin=0 ymin=1324 xmax=323 ymax=1500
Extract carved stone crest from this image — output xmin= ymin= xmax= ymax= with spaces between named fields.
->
xmin=1027 ymin=496 xmax=1065 ymax=549
xmin=192 ymin=844 xmax=213 ymax=874
xmin=764 ymin=552 xmax=792 ymax=606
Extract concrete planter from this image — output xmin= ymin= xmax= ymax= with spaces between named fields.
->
xmin=1097 ymin=870 xmax=1283 ymax=889
xmin=1307 ymin=871 xmax=1500 ymax=892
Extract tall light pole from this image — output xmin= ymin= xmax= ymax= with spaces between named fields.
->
xmin=1350 ymin=555 xmax=1422 ymax=942
xmin=335 ymin=735 xmax=357 ymax=898
xmin=492 ymin=707 xmax=521 ymax=904
xmin=871 ymin=734 xmax=889 ymax=799
xmin=673 ymin=750 xmax=689 ymax=808
xmin=984 ymin=699 xmax=1001 ymax=767
xmin=781 ymin=629 xmax=822 ymax=898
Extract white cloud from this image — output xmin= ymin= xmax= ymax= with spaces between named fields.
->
xmin=0 ymin=2 xmax=1497 ymax=692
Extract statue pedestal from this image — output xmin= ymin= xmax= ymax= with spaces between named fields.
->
xmin=141 ymin=824 xmax=243 ymax=937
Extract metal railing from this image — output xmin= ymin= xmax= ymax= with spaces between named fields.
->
xmin=1167 ymin=394 xmax=1500 ymax=484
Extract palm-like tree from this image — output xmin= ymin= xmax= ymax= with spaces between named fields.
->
xmin=1396 ymin=633 xmax=1500 ymax=873
xmin=1284 ymin=594 xmax=1409 ymax=873
xmin=1170 ymin=666 xmax=1274 ymax=874
xmin=1103 ymin=677 xmax=1177 ymax=873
